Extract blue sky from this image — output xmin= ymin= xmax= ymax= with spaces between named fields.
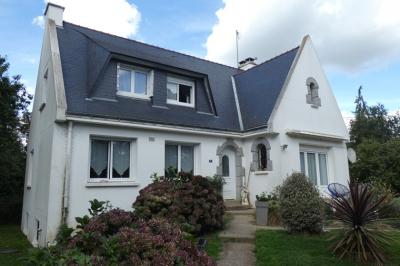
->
xmin=1 ymin=0 xmax=399 ymax=122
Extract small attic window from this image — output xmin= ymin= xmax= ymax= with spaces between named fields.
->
xmin=167 ymin=76 xmax=195 ymax=108
xmin=306 ymin=77 xmax=321 ymax=107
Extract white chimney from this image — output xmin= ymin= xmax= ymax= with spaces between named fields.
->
xmin=44 ymin=2 xmax=65 ymax=27
xmin=239 ymin=57 xmax=257 ymax=70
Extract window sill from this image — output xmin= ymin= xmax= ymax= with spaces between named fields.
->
xmin=116 ymin=91 xmax=151 ymax=101
xmin=86 ymin=181 xmax=140 ymax=187
xmin=167 ymin=99 xmax=194 ymax=108
xmin=254 ymin=171 xmax=269 ymax=175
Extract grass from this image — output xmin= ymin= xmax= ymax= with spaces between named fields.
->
xmin=204 ymin=233 xmax=223 ymax=261
xmin=0 ymin=225 xmax=31 ymax=266
xmin=256 ymin=230 xmax=400 ymax=266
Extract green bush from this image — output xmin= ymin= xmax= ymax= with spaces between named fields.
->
xmin=133 ymin=174 xmax=225 ymax=235
xmin=279 ymin=173 xmax=324 ymax=233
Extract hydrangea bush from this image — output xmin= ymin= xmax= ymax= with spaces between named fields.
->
xmin=133 ymin=174 xmax=225 ymax=235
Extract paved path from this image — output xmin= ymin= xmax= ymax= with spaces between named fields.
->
xmin=217 ymin=209 xmax=256 ymax=266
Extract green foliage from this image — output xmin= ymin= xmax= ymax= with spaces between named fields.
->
xmin=279 ymin=173 xmax=324 ymax=234
xmin=24 ymin=200 xmax=216 ymax=265
xmin=133 ymin=174 xmax=225 ymax=235
xmin=0 ymin=55 xmax=32 ymax=224
xmin=328 ymin=182 xmax=392 ymax=265
xmin=207 ymin=175 xmax=225 ymax=193
xmin=55 ymin=224 xmax=74 ymax=247
xmin=350 ymin=138 xmax=400 ymax=192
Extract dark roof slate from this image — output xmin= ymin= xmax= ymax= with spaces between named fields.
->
xmin=234 ymin=47 xmax=299 ymax=130
xmin=56 ymin=22 xmax=299 ymax=132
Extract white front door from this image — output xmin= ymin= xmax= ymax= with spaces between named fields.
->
xmin=222 ymin=148 xmax=236 ymax=200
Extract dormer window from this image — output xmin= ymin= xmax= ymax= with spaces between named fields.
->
xmin=117 ymin=64 xmax=152 ymax=99
xmin=167 ymin=76 xmax=195 ymax=107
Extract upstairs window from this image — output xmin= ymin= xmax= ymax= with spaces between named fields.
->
xmin=167 ymin=76 xmax=195 ymax=107
xmin=117 ymin=64 xmax=151 ymax=99
xmin=90 ymin=138 xmax=133 ymax=181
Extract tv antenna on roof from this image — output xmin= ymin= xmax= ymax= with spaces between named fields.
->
xmin=236 ymin=30 xmax=239 ymax=68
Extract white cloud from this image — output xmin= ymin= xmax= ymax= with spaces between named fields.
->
xmin=33 ymin=0 xmax=141 ymax=38
xmin=205 ymin=0 xmax=400 ymax=72
xmin=32 ymin=16 xmax=45 ymax=28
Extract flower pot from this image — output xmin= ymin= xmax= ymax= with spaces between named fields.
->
xmin=255 ymin=201 xmax=268 ymax=226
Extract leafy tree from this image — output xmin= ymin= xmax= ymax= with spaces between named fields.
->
xmin=350 ymin=138 xmax=400 ymax=193
xmin=0 ymin=55 xmax=32 ymax=223
xmin=349 ymin=87 xmax=393 ymax=146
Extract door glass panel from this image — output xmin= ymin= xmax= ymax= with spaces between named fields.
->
xmin=300 ymin=152 xmax=305 ymax=174
xmin=222 ymin=155 xmax=229 ymax=176
xmin=307 ymin=152 xmax=317 ymax=185
xmin=179 ymin=84 xmax=191 ymax=103
xmin=118 ymin=68 xmax=131 ymax=92
xmin=181 ymin=145 xmax=194 ymax=173
xmin=167 ymin=82 xmax=177 ymax=100
xmin=134 ymin=72 xmax=147 ymax=95
xmin=165 ymin=144 xmax=178 ymax=171
xmin=112 ymin=141 xmax=130 ymax=178
xmin=318 ymin=154 xmax=328 ymax=186
xmin=90 ymin=140 xmax=109 ymax=178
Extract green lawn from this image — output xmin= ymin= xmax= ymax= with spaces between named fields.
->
xmin=256 ymin=230 xmax=400 ymax=266
xmin=205 ymin=234 xmax=223 ymax=261
xmin=0 ymin=225 xmax=31 ymax=266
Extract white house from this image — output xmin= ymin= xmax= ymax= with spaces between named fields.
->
xmin=22 ymin=3 xmax=349 ymax=247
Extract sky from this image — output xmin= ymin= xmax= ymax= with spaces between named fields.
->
xmin=1 ymin=0 xmax=399 ymax=125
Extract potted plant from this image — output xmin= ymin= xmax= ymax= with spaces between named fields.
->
xmin=255 ymin=192 xmax=269 ymax=225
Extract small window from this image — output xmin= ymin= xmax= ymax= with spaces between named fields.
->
xmin=306 ymin=77 xmax=321 ymax=107
xmin=117 ymin=64 xmax=151 ymax=98
xmin=90 ymin=139 xmax=132 ymax=181
xmin=167 ymin=76 xmax=195 ymax=107
xmin=165 ymin=144 xmax=194 ymax=174
xmin=257 ymin=144 xmax=267 ymax=171
xmin=299 ymin=151 xmax=328 ymax=186
xmin=222 ymin=155 xmax=229 ymax=176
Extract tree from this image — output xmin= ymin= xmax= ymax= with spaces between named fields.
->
xmin=349 ymin=87 xmax=393 ymax=146
xmin=0 ymin=55 xmax=32 ymax=223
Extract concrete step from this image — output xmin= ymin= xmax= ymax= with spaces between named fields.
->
xmin=227 ymin=209 xmax=255 ymax=216
xmin=224 ymin=200 xmax=252 ymax=211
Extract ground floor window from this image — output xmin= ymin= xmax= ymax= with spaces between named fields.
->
xmin=90 ymin=139 xmax=132 ymax=180
xmin=300 ymin=151 xmax=328 ymax=186
xmin=165 ymin=144 xmax=194 ymax=174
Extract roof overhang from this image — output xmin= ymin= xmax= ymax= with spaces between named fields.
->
xmin=286 ymin=129 xmax=348 ymax=142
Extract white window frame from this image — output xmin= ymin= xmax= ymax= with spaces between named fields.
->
xmin=117 ymin=63 xmax=153 ymax=99
xmin=166 ymin=76 xmax=195 ymax=108
xmin=88 ymin=137 xmax=135 ymax=183
xmin=164 ymin=142 xmax=196 ymax=173
xmin=300 ymin=149 xmax=329 ymax=187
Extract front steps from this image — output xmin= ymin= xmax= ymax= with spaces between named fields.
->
xmin=224 ymin=200 xmax=252 ymax=211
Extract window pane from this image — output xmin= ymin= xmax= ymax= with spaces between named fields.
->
xmin=257 ymin=144 xmax=267 ymax=170
xmin=300 ymin=152 xmax=305 ymax=174
xmin=134 ymin=72 xmax=147 ymax=95
xmin=165 ymin=144 xmax=178 ymax=171
xmin=167 ymin=82 xmax=177 ymax=100
xmin=179 ymin=84 xmax=191 ymax=103
xmin=90 ymin=140 xmax=108 ymax=178
xmin=222 ymin=155 xmax=229 ymax=177
xmin=112 ymin=141 xmax=130 ymax=178
xmin=118 ymin=69 xmax=131 ymax=92
xmin=307 ymin=153 xmax=317 ymax=185
xmin=181 ymin=145 xmax=194 ymax=173
xmin=318 ymin=154 xmax=328 ymax=186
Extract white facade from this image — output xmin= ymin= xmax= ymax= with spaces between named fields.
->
xmin=22 ymin=4 xmax=349 ymax=247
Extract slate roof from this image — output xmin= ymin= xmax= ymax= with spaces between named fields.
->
xmin=56 ymin=22 xmax=299 ymax=132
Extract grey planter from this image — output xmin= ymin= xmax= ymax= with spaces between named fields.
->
xmin=255 ymin=201 xmax=268 ymax=226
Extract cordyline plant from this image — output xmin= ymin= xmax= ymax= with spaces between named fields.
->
xmin=328 ymin=181 xmax=392 ymax=265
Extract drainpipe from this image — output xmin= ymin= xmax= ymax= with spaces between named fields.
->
xmin=61 ymin=121 xmax=73 ymax=224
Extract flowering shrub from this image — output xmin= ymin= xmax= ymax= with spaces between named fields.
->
xmin=133 ymin=175 xmax=225 ymax=235
xmin=25 ymin=201 xmax=216 ymax=266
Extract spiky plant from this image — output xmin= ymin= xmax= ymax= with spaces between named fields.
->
xmin=328 ymin=182 xmax=391 ymax=265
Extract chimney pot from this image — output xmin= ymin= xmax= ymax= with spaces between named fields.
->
xmin=44 ymin=2 xmax=65 ymax=27
xmin=239 ymin=57 xmax=257 ymax=70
